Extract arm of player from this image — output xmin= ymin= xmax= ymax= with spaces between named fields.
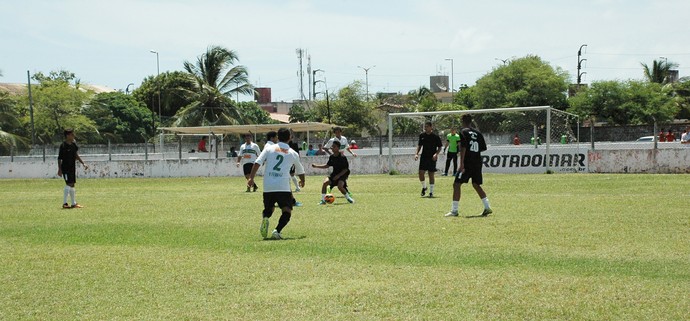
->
xmin=311 ymin=163 xmax=329 ymax=169
xmin=332 ymin=168 xmax=349 ymax=181
xmin=346 ymin=146 xmax=357 ymax=157
xmin=294 ymin=158 xmax=306 ymax=188
xmin=76 ymin=154 xmax=88 ymax=170
xmin=414 ymin=145 xmax=421 ymax=161
xmin=432 ymin=145 xmax=442 ymax=161
xmin=459 ymin=147 xmax=466 ymax=173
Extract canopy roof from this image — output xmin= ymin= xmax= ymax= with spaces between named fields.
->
xmin=160 ymin=122 xmax=337 ymax=135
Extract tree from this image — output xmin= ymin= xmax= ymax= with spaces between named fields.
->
xmin=642 ymin=59 xmax=679 ymax=84
xmin=329 ymin=82 xmax=377 ymax=135
xmin=236 ymin=101 xmax=277 ymax=124
xmin=22 ymin=71 xmax=98 ymax=143
xmin=472 ymin=55 xmax=570 ymax=110
xmin=287 ymin=104 xmax=317 ymax=123
xmin=175 ymin=46 xmax=254 ymax=126
xmin=132 ymin=71 xmax=196 ymax=124
xmin=568 ymin=80 xmax=677 ymax=125
xmin=84 ymin=92 xmax=155 ymax=143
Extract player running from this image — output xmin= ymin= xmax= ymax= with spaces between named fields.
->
xmin=237 ymin=134 xmax=261 ymax=192
xmin=311 ymin=140 xmax=354 ymax=205
xmin=248 ymin=128 xmax=305 ymax=240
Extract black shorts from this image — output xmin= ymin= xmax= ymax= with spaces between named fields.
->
xmin=328 ymin=174 xmax=349 ymax=189
xmin=418 ymin=157 xmax=438 ymax=172
xmin=242 ymin=163 xmax=253 ymax=176
xmin=62 ymin=170 xmax=76 ymax=184
xmin=455 ymin=166 xmax=483 ymax=185
xmin=263 ymin=192 xmax=294 ymax=210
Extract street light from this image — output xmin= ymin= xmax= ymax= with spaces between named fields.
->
xmin=357 ymin=65 xmax=375 ymax=100
xmin=495 ymin=58 xmax=509 ymax=65
xmin=125 ymin=83 xmax=135 ymax=94
xmin=445 ymin=58 xmax=454 ymax=92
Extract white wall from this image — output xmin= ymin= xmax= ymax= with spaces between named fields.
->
xmin=2 ymin=148 xmax=689 ymax=179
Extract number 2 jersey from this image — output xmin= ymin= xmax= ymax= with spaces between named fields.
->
xmin=460 ymin=127 xmax=487 ymax=168
xmin=254 ymin=141 xmax=305 ymax=192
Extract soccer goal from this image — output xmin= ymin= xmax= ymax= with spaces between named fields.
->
xmin=387 ymin=106 xmax=584 ymax=174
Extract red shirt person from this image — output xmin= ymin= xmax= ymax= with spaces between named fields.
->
xmin=666 ymin=130 xmax=675 ymax=142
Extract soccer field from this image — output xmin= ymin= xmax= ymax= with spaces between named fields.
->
xmin=1 ymin=174 xmax=688 ymax=320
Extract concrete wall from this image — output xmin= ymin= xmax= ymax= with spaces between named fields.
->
xmin=2 ymin=148 xmax=689 ymax=178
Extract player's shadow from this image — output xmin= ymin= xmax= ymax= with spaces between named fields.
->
xmin=464 ymin=214 xmax=490 ymax=219
xmin=263 ymin=235 xmax=307 ymax=241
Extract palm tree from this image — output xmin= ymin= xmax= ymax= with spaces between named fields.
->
xmin=175 ymin=46 xmax=255 ymax=126
xmin=641 ymin=59 xmax=679 ymax=84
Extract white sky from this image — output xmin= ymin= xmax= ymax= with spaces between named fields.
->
xmin=2 ymin=0 xmax=689 ymax=102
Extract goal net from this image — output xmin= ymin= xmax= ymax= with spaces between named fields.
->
xmin=386 ymin=106 xmax=584 ymax=174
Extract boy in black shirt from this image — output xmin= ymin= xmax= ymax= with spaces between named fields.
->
xmin=312 ymin=140 xmax=354 ymax=204
xmin=414 ymin=121 xmax=443 ymax=197
xmin=57 ymin=129 xmax=88 ymax=208
xmin=445 ymin=115 xmax=492 ymax=217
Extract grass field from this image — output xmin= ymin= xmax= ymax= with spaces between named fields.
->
xmin=1 ymin=174 xmax=689 ymax=320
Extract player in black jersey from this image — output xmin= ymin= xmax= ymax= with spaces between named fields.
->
xmin=414 ymin=122 xmax=443 ymax=198
xmin=57 ymin=129 xmax=88 ymax=209
xmin=445 ymin=115 xmax=492 ymax=217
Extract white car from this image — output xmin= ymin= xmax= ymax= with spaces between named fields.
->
xmin=636 ymin=136 xmax=655 ymax=142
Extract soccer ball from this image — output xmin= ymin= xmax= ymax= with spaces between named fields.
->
xmin=324 ymin=194 xmax=335 ymax=204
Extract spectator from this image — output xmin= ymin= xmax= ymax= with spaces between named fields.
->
xmin=229 ymin=146 xmax=238 ymax=157
xmin=306 ymin=144 xmax=317 ymax=156
xmin=658 ymin=128 xmax=666 ymax=142
xmin=666 ymin=129 xmax=675 ymax=142
xmin=198 ymin=136 xmax=208 ymax=152
xmin=350 ymin=139 xmax=359 ymax=149
xmin=513 ymin=133 xmax=521 ymax=145
xmin=681 ymin=127 xmax=690 ymax=144
xmin=315 ymin=144 xmax=327 ymax=155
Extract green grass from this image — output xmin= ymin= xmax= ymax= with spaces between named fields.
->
xmin=1 ymin=174 xmax=689 ymax=320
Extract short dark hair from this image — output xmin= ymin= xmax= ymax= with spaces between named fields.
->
xmin=64 ymin=129 xmax=74 ymax=137
xmin=461 ymin=114 xmax=472 ymax=125
xmin=277 ymin=128 xmax=291 ymax=142
xmin=424 ymin=121 xmax=433 ymax=127
xmin=331 ymin=140 xmax=341 ymax=148
xmin=266 ymin=131 xmax=277 ymax=141
xmin=333 ymin=126 xmax=342 ymax=133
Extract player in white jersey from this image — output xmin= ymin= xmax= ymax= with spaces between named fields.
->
xmin=248 ymin=128 xmax=305 ymax=240
xmin=324 ymin=126 xmax=357 ymax=157
xmin=237 ymin=134 xmax=262 ymax=192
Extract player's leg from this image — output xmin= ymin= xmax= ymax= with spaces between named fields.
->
xmin=418 ymin=169 xmax=427 ymax=196
xmin=260 ymin=193 xmax=275 ymax=238
xmin=337 ymin=179 xmax=354 ymax=203
xmin=66 ymin=172 xmax=80 ymax=208
xmin=443 ymin=153 xmax=451 ymax=176
xmin=450 ymin=152 xmax=458 ymax=175
xmin=471 ymin=170 xmax=491 ymax=216
xmin=273 ymin=192 xmax=294 ymax=239
xmin=428 ymin=160 xmax=437 ymax=197
xmin=244 ymin=163 xmax=257 ymax=192
xmin=446 ymin=172 xmax=468 ymax=217
xmin=318 ymin=178 xmax=330 ymax=204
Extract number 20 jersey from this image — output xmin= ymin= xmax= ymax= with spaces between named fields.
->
xmin=255 ymin=142 xmax=305 ymax=192
xmin=460 ymin=127 xmax=487 ymax=168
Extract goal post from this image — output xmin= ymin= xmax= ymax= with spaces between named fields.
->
xmin=387 ymin=106 xmax=583 ymax=174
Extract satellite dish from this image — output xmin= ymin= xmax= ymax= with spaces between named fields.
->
xmin=435 ymin=83 xmax=447 ymax=91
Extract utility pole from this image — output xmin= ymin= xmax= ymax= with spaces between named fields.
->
xmin=445 ymin=58 xmax=454 ymax=92
xmin=27 ymin=71 xmax=35 ymax=145
xmin=357 ymin=65 xmax=375 ymax=100
xmin=312 ymin=69 xmax=324 ymax=100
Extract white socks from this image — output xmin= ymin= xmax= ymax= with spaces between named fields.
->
xmin=482 ymin=197 xmax=490 ymax=209
xmin=421 ymin=181 xmax=427 ymax=189
xmin=429 ymin=184 xmax=435 ymax=194
xmin=63 ymin=186 xmax=76 ymax=205
xmin=451 ymin=201 xmax=459 ymax=212
xmin=63 ymin=186 xmax=70 ymax=204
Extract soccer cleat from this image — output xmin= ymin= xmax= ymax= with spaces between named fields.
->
xmin=442 ymin=173 xmax=448 ymax=176
xmin=272 ymin=229 xmax=283 ymax=240
xmin=294 ymin=201 xmax=303 ymax=207
xmin=318 ymin=200 xmax=327 ymax=205
xmin=428 ymin=193 xmax=434 ymax=198
xmin=481 ymin=208 xmax=493 ymax=216
xmin=346 ymin=196 xmax=355 ymax=204
xmin=445 ymin=211 xmax=459 ymax=217
xmin=295 ymin=187 xmax=301 ymax=192
xmin=327 ymin=186 xmax=332 ymax=193
xmin=421 ymin=187 xmax=427 ymax=196
xmin=253 ymin=184 xmax=258 ymax=192
xmin=260 ymin=217 xmax=269 ymax=238
xmin=71 ymin=203 xmax=83 ymax=208
xmin=62 ymin=203 xmax=71 ymax=209
xmin=246 ymin=186 xmax=251 ymax=192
